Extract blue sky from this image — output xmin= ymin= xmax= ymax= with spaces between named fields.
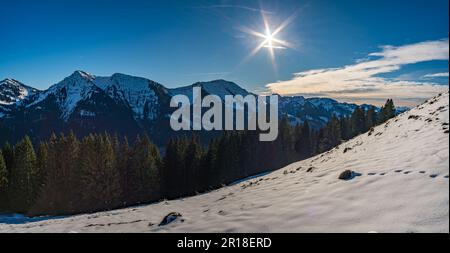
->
xmin=0 ymin=0 xmax=448 ymax=106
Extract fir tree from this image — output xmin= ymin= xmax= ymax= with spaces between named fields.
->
xmin=128 ymin=135 xmax=161 ymax=203
xmin=201 ymin=139 xmax=219 ymax=189
xmin=365 ymin=106 xmax=378 ymax=130
xmin=0 ymin=151 xmax=8 ymax=210
xmin=184 ymin=136 xmax=203 ymax=193
xmin=379 ymin=99 xmax=396 ymax=123
xmin=10 ymin=136 xmax=37 ymax=213
xmin=351 ymin=106 xmax=366 ymax=136
xmin=2 ymin=142 xmax=14 ymax=173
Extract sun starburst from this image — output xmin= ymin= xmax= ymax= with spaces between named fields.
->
xmin=239 ymin=10 xmax=297 ymax=70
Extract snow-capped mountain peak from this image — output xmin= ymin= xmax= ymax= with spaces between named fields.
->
xmin=0 ymin=78 xmax=38 ymax=105
xmin=170 ymin=79 xmax=251 ymax=101
xmin=72 ymin=70 xmax=95 ymax=81
xmin=196 ymin=79 xmax=251 ymax=99
xmin=96 ymin=73 xmax=165 ymax=120
xmin=28 ymin=71 xmax=101 ymax=120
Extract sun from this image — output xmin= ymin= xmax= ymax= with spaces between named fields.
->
xmin=239 ymin=11 xmax=297 ymax=70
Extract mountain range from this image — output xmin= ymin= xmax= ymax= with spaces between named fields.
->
xmin=0 ymin=71 xmax=404 ymax=146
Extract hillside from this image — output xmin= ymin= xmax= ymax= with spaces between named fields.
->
xmin=0 ymin=93 xmax=448 ymax=233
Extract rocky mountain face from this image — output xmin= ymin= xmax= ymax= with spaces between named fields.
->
xmin=0 ymin=79 xmax=39 ymax=117
xmin=0 ymin=71 xmax=393 ymax=146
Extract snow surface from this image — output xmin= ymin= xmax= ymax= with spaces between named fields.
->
xmin=1 ymin=93 xmax=448 ymax=233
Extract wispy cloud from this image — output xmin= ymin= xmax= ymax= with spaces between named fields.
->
xmin=266 ymin=39 xmax=449 ymax=106
xmin=423 ymin=72 xmax=449 ymax=78
xmin=194 ymin=4 xmax=274 ymax=14
xmin=186 ymin=72 xmax=230 ymax=76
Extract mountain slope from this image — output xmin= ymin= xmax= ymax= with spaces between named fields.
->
xmin=0 ymin=71 xmax=173 ymax=145
xmin=1 ymin=93 xmax=447 ymax=233
xmin=0 ymin=79 xmax=38 ymax=105
xmin=0 ymin=79 xmax=39 ymax=117
xmin=169 ymin=79 xmax=252 ymax=101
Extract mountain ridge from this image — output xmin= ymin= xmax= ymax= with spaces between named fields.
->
xmin=0 ymin=70 xmax=408 ymax=145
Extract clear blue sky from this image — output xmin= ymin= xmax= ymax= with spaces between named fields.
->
xmin=0 ymin=0 xmax=448 ymax=105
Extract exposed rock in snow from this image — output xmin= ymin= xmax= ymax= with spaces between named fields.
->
xmin=26 ymin=71 xmax=167 ymax=122
xmin=0 ymin=78 xmax=38 ymax=105
xmin=1 ymin=92 xmax=447 ymax=233
xmin=0 ymin=78 xmax=40 ymax=118
xmin=338 ymin=170 xmax=354 ymax=180
xmin=96 ymin=73 xmax=165 ymax=121
xmin=159 ymin=212 xmax=183 ymax=226
xmin=28 ymin=71 xmax=102 ymax=120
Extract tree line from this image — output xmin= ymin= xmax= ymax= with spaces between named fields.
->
xmin=0 ymin=99 xmax=396 ymax=216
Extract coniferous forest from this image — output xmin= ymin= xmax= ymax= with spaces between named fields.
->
xmin=0 ymin=100 xmax=396 ymax=216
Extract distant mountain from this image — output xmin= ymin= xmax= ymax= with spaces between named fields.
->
xmin=170 ymin=80 xmax=251 ymax=100
xmin=0 ymin=78 xmax=40 ymax=117
xmin=278 ymin=96 xmax=378 ymax=129
xmin=0 ymin=71 xmax=400 ymax=146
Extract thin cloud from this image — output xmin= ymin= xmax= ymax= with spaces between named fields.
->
xmin=184 ymin=72 xmax=230 ymax=77
xmin=423 ymin=72 xmax=449 ymax=78
xmin=266 ymin=39 xmax=449 ymax=106
xmin=194 ymin=5 xmax=274 ymax=14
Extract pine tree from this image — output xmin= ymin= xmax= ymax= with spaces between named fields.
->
xmin=33 ymin=143 xmax=48 ymax=206
xmin=128 ymin=135 xmax=160 ymax=203
xmin=379 ymin=99 xmax=396 ymax=123
xmin=294 ymin=124 xmax=303 ymax=159
xmin=365 ymin=106 xmax=377 ymax=130
xmin=0 ymin=150 xmax=8 ymax=210
xmin=2 ymin=142 xmax=14 ymax=173
xmin=61 ymin=132 xmax=81 ymax=212
xmin=328 ymin=115 xmax=342 ymax=147
xmin=279 ymin=116 xmax=294 ymax=153
xmin=118 ymin=136 xmax=131 ymax=205
xmin=339 ymin=116 xmax=351 ymax=140
xmin=294 ymin=121 xmax=312 ymax=158
xmin=79 ymin=134 xmax=122 ymax=211
xmin=201 ymin=139 xmax=218 ymax=189
xmin=184 ymin=136 xmax=203 ymax=193
xmin=350 ymin=106 xmax=366 ymax=136
xmin=10 ymin=136 xmax=37 ymax=213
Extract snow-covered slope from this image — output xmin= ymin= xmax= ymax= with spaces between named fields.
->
xmin=28 ymin=71 xmax=102 ymax=120
xmin=0 ymin=78 xmax=38 ymax=105
xmin=1 ymin=93 xmax=448 ymax=233
xmin=95 ymin=73 xmax=168 ymax=121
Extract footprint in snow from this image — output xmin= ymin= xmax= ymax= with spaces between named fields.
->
xmin=394 ymin=170 xmax=403 ymax=173
xmin=419 ymin=171 xmax=426 ymax=174
xmin=444 ymin=175 xmax=449 ymax=179
xmin=403 ymin=171 xmax=412 ymax=174
xmin=368 ymin=173 xmax=377 ymax=176
xmin=429 ymin=174 xmax=439 ymax=178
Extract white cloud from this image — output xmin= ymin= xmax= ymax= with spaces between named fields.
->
xmin=423 ymin=72 xmax=449 ymax=78
xmin=266 ymin=39 xmax=449 ymax=106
